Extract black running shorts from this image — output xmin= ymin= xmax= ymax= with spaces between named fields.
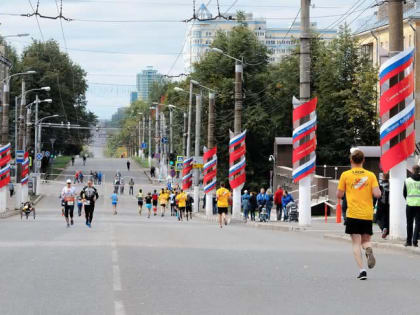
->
xmin=345 ymin=217 xmax=373 ymax=235
xmin=218 ymin=207 xmax=228 ymax=215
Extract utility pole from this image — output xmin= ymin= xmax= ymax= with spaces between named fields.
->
xmin=296 ymin=0 xmax=312 ymax=227
xmin=388 ymin=0 xmax=406 ymax=239
xmin=33 ymin=95 xmax=39 ymax=172
xmin=148 ymin=114 xmax=152 ymax=167
xmin=1 ymin=56 xmax=10 ymax=145
xmin=138 ymin=120 xmax=141 ymax=157
xmin=169 ymin=107 xmax=173 ymax=154
xmin=183 ymin=112 xmax=187 ymax=156
xmin=142 ymin=114 xmax=145 ymax=158
xmin=155 ymin=104 xmax=159 ymax=159
xmin=193 ymin=93 xmax=202 ymax=212
xmin=231 ymin=58 xmax=244 ymax=219
xmin=205 ymin=92 xmax=216 ymax=216
xmin=26 ymin=102 xmax=32 ymax=150
xmin=186 ymin=80 xmax=193 ymax=158
xmin=17 ymin=79 xmax=26 ymax=183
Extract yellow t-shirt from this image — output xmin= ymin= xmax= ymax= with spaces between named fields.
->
xmin=159 ymin=192 xmax=169 ymax=205
xmin=338 ymin=167 xmax=379 ymax=221
xmin=176 ymin=193 xmax=187 ymax=208
xmin=216 ymin=187 xmax=231 ymax=208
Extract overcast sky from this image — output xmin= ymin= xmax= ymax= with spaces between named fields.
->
xmin=0 ymin=0 xmax=376 ymax=119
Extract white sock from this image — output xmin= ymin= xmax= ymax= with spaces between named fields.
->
xmin=360 ymin=269 xmax=366 ymax=273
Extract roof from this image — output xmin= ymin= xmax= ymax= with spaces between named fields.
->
xmin=357 ymin=146 xmax=381 ymax=158
xmin=275 ymin=137 xmax=292 ymax=145
xmin=354 ymin=4 xmax=420 ymax=35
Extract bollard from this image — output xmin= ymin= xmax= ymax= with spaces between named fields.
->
xmin=324 ymin=203 xmax=328 ymax=223
xmin=336 ymin=199 xmax=342 ymax=223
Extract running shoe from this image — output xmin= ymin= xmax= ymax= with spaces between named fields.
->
xmin=357 ymin=270 xmax=367 ymax=280
xmin=87 ymin=223 xmax=91 ymax=228
xmin=404 ymin=242 xmax=412 ymax=247
xmin=382 ymin=228 xmax=388 ymax=239
xmin=71 ymin=219 xmax=74 ymax=225
xmin=67 ymin=223 xmax=70 ymax=228
xmin=365 ymin=247 xmax=376 ymax=269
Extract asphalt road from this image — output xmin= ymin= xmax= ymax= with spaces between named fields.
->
xmin=1 ymin=152 xmax=419 ymax=314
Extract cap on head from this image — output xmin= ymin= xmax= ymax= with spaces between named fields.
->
xmin=66 ymin=179 xmax=71 ymax=184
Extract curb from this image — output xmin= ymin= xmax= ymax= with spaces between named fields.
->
xmin=143 ymin=170 xmax=154 ymax=184
xmin=32 ymin=194 xmax=44 ymax=206
xmin=324 ymin=233 xmax=420 ymax=256
xmin=193 ymin=213 xmax=243 ymax=225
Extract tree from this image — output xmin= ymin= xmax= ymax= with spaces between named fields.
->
xmin=19 ymin=40 xmax=96 ymax=155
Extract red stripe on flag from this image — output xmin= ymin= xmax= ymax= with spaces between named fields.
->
xmin=293 ymin=97 xmax=317 ymax=122
xmin=380 ymin=72 xmax=414 ymax=116
xmin=380 ymin=116 xmax=414 ymax=146
xmin=292 ymin=138 xmax=316 ymax=164
xmin=380 ymin=132 xmax=415 ymax=173
xmin=380 ymin=56 xmax=413 ymax=85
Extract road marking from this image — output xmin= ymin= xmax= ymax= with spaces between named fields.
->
xmin=112 ymin=249 xmax=118 ymax=263
xmin=113 ymin=265 xmax=122 ymax=291
xmin=114 ymin=300 xmax=126 ymax=315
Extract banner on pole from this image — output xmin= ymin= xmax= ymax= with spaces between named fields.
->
xmin=292 ymin=96 xmax=317 ymax=183
xmin=203 ymin=146 xmax=217 ymax=194
xmin=229 ymin=130 xmax=246 ymax=189
xmin=379 ymin=48 xmax=415 ymax=172
xmin=182 ymin=157 xmax=193 ymax=190
xmin=0 ymin=143 xmax=11 ymax=189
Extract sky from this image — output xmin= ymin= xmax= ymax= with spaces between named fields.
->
xmin=0 ymin=0 xmax=377 ymax=119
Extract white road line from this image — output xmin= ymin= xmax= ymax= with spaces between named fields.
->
xmin=114 ymin=300 xmax=126 ymax=315
xmin=112 ymin=249 xmax=118 ymax=264
xmin=113 ymin=265 xmax=122 ymax=291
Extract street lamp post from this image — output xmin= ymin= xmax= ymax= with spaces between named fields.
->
xmin=211 ymin=48 xmax=244 ymax=219
xmin=32 ymin=96 xmax=53 ymax=172
xmin=1 ymin=70 xmax=36 ymax=145
xmin=269 ymin=155 xmax=276 ymax=192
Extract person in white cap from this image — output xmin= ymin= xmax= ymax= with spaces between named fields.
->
xmin=61 ymin=179 xmax=77 ymax=227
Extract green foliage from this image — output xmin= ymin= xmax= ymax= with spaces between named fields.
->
xmin=107 ymin=24 xmax=378 ymax=188
xmin=1 ymin=39 xmax=96 ymax=155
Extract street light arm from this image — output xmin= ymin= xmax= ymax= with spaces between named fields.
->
xmin=1 ymin=71 xmax=36 ymax=84
xmin=210 ymin=48 xmax=242 ymax=63
xmin=36 ymin=115 xmax=59 ymax=124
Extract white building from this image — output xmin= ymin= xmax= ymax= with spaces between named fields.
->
xmin=183 ymin=3 xmax=337 ymax=71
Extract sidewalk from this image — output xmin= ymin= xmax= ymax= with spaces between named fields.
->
xmin=194 ymin=213 xmax=420 ymax=255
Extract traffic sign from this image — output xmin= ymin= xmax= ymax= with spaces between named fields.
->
xmin=161 ymin=137 xmax=168 ymax=144
xmin=36 ymin=153 xmax=43 ymax=161
xmin=175 ymin=163 xmax=183 ymax=171
xmin=193 ymin=164 xmax=203 ymax=169
xmin=16 ymin=150 xmax=24 ymax=163
xmin=45 ymin=151 xmax=50 ymax=158
xmin=176 ymin=156 xmax=184 ymax=163
xmin=141 ymin=142 xmax=147 ymax=149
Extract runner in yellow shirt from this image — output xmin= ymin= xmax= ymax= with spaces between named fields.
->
xmin=337 ymin=149 xmax=381 ymax=280
xmin=176 ymin=190 xmax=187 ymax=221
xmin=159 ymin=188 xmax=169 ymax=217
xmin=216 ymin=182 xmax=231 ymax=228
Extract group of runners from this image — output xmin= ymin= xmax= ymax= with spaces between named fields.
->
xmin=135 ymin=188 xmax=194 ymax=221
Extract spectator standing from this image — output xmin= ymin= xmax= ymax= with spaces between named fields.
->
xmin=241 ymin=190 xmax=251 ymax=222
xmin=265 ymin=189 xmax=274 ymax=221
xmin=8 ymin=182 xmax=14 ymax=197
xmin=274 ymin=185 xmax=284 ymax=221
xmin=249 ymin=192 xmax=257 ymax=221
xmin=127 ymin=160 xmax=131 ymax=171
xmin=403 ymin=165 xmax=420 ymax=247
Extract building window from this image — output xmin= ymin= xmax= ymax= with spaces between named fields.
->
xmin=361 ymin=43 xmax=373 ymax=62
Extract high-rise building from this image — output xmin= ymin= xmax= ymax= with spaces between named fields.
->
xmin=136 ymin=66 xmax=162 ymax=102
xmin=130 ymin=91 xmax=138 ymax=104
xmin=183 ymin=3 xmax=337 ymax=71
